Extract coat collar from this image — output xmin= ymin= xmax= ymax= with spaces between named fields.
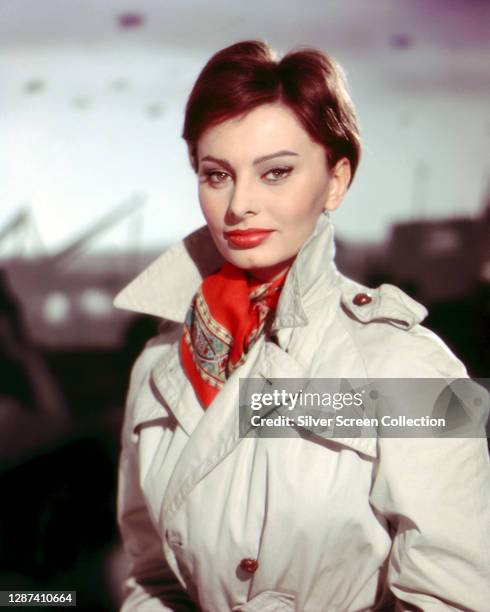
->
xmin=113 ymin=212 xmax=340 ymax=332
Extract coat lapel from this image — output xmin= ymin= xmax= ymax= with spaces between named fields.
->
xmin=157 ymin=337 xmax=312 ymax=523
xmin=156 ymin=336 xmax=377 ymax=526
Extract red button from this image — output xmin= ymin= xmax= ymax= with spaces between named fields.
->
xmin=353 ymin=292 xmax=372 ymax=306
xmin=240 ymin=558 xmax=259 ymax=573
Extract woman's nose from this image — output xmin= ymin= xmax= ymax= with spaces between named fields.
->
xmin=226 ymin=177 xmax=260 ymax=220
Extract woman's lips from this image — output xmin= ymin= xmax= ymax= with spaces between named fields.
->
xmin=224 ymin=229 xmax=275 ymax=249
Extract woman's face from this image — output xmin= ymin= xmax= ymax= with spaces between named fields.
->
xmin=195 ymin=103 xmax=350 ymax=281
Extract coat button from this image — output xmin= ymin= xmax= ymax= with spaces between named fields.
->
xmin=239 ymin=558 xmax=259 ymax=573
xmin=353 ymin=292 xmax=372 ymax=306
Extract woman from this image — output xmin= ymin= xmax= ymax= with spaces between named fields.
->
xmin=114 ymin=40 xmax=490 ymax=611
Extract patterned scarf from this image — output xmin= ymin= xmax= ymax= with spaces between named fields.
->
xmin=180 ymin=262 xmax=289 ymax=409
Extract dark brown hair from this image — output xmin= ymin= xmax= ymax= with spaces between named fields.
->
xmin=182 ymin=40 xmax=361 ymax=185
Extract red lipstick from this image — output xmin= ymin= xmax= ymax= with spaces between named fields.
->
xmin=224 ymin=228 xmax=274 ymax=249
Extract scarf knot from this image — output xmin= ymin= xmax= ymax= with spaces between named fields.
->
xmin=180 ymin=262 xmax=289 ymax=409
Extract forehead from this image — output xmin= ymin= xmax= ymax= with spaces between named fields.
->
xmin=198 ymin=103 xmax=316 ymax=156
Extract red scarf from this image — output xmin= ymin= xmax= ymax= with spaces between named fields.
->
xmin=180 ymin=262 xmax=289 ymax=409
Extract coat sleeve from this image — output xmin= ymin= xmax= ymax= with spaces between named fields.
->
xmin=367 ymin=333 xmax=490 ymax=611
xmin=371 ymin=435 xmax=490 ymax=611
xmin=117 ymin=334 xmax=198 ymax=612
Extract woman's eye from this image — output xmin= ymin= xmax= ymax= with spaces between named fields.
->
xmin=264 ymin=167 xmax=292 ymax=181
xmin=202 ymin=167 xmax=292 ymax=186
xmin=204 ymin=171 xmax=230 ymax=186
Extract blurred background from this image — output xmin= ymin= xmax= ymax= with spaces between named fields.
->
xmin=1 ymin=0 xmax=489 ymax=609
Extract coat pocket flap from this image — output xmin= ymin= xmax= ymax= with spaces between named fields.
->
xmin=232 ymin=590 xmax=296 ymax=612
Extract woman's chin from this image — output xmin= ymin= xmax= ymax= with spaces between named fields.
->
xmin=216 ymin=241 xmax=295 ymax=280
xmin=233 ymin=257 xmax=293 ymax=282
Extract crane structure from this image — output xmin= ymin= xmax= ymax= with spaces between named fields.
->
xmin=1 ymin=193 xmax=148 ymax=348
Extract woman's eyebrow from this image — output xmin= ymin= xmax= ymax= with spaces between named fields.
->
xmin=199 ymin=150 xmax=299 ymax=170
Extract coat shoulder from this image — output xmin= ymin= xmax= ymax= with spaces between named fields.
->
xmin=330 ymin=275 xmax=467 ymax=378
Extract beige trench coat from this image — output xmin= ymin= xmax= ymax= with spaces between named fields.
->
xmin=114 ymin=213 xmax=490 ymax=611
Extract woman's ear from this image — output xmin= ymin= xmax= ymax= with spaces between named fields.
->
xmin=324 ymin=158 xmax=352 ymax=212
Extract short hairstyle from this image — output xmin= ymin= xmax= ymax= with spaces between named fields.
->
xmin=182 ymin=39 xmax=361 ymax=185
